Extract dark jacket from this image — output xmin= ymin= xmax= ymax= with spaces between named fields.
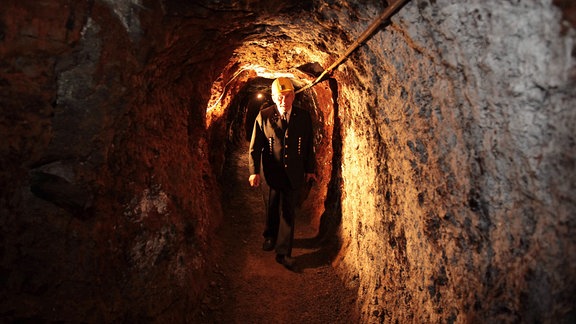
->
xmin=249 ymin=105 xmax=315 ymax=189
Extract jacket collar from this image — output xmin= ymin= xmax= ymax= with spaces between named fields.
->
xmin=274 ymin=106 xmax=297 ymax=118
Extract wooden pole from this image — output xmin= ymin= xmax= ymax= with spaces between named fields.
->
xmin=296 ymin=0 xmax=410 ymax=93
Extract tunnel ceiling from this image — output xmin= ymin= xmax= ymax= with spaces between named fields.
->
xmin=202 ymin=0 xmax=387 ymax=134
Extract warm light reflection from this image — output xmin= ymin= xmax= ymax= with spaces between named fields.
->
xmin=256 ymin=93 xmax=263 ymax=99
xmin=206 ymin=64 xmax=298 ymax=127
xmin=244 ymin=64 xmax=295 ymax=79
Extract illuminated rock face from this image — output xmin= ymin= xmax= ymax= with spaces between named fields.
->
xmin=335 ymin=2 xmax=576 ymax=322
xmin=0 ymin=0 xmax=575 ymax=322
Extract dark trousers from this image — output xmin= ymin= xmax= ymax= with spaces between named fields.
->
xmin=263 ymin=185 xmax=298 ymax=257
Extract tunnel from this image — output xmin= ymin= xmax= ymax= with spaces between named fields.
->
xmin=1 ymin=0 xmax=575 ymax=323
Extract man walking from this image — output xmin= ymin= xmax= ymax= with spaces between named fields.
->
xmin=248 ymin=77 xmax=316 ymax=271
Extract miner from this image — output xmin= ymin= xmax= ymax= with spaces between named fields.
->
xmin=248 ymin=77 xmax=316 ymax=271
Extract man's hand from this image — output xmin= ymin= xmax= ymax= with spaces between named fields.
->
xmin=249 ymin=174 xmax=261 ymax=187
xmin=305 ymin=173 xmax=317 ymax=184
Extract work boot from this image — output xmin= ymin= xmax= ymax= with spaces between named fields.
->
xmin=262 ymin=238 xmax=275 ymax=251
xmin=275 ymin=254 xmax=297 ymax=271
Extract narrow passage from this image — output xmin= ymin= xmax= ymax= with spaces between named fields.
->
xmin=194 ymin=141 xmax=358 ymax=323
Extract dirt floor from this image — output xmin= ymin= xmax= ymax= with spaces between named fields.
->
xmin=192 ymin=142 xmax=358 ymax=323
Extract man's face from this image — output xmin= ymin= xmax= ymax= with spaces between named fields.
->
xmin=272 ymin=91 xmax=295 ymax=113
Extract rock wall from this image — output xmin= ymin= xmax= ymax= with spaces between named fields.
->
xmin=0 ymin=0 xmax=227 ymax=321
xmin=333 ymin=1 xmax=576 ymax=322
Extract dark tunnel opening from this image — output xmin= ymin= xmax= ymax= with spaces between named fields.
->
xmin=224 ymin=77 xmax=274 ymax=144
xmin=214 ymin=72 xmax=341 ymax=243
xmin=198 ymin=70 xmax=358 ymax=322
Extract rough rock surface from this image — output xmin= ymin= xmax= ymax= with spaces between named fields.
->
xmin=335 ymin=2 xmax=576 ymax=322
xmin=0 ymin=0 xmax=575 ymax=323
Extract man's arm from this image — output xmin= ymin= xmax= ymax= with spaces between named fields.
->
xmin=304 ymin=111 xmax=316 ymax=174
xmin=249 ymin=174 xmax=261 ymax=187
xmin=303 ymin=110 xmax=317 ymax=184
xmin=248 ymin=113 xmax=264 ymax=187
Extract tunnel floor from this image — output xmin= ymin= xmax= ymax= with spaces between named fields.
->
xmin=192 ymin=141 xmax=358 ymax=322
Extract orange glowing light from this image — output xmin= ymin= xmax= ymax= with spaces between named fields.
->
xmin=206 ymin=64 xmax=297 ymax=127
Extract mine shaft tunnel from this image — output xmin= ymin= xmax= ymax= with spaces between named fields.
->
xmin=208 ymin=70 xmax=341 ymax=242
xmin=1 ymin=0 xmax=576 ymax=323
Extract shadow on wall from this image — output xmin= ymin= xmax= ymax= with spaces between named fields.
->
xmin=295 ymin=78 xmax=343 ymax=265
